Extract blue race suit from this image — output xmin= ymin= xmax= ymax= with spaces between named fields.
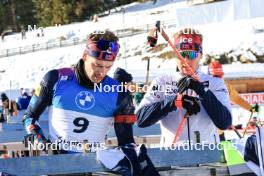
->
xmin=23 ymin=59 xmax=159 ymax=176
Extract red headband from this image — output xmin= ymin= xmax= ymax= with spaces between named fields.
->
xmin=83 ymin=38 xmax=120 ymax=61
xmin=174 ymin=34 xmax=202 ymax=52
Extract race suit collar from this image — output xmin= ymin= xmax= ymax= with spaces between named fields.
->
xmin=195 ymin=66 xmax=202 ymax=75
xmin=179 ymin=66 xmax=201 ymax=77
xmin=75 ymin=59 xmax=96 ymax=89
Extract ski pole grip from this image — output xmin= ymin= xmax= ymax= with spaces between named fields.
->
xmin=194 ymin=131 xmax=200 ymax=143
xmin=155 ymin=21 xmax=161 ymax=32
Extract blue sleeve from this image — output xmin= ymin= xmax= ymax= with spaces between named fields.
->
xmin=196 ymin=85 xmax=232 ymax=130
xmin=136 ymin=99 xmax=176 ymax=128
xmin=244 ymin=135 xmax=259 ymax=166
xmin=23 ymin=70 xmax=59 ymax=126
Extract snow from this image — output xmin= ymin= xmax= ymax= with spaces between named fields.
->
xmin=0 ymin=0 xmax=264 ymax=93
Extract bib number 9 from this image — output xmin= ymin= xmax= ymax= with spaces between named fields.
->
xmin=73 ymin=117 xmax=89 ymax=133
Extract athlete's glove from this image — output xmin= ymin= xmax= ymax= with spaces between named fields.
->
xmin=23 ymin=123 xmax=49 ymax=151
xmin=250 ymin=103 xmax=259 ymax=113
xmin=147 ymin=28 xmax=158 ymax=47
xmin=28 ymin=124 xmax=47 ymax=143
xmin=174 ymin=94 xmax=200 ymax=116
xmin=147 ymin=36 xmax=157 ymax=47
xmin=177 ymin=76 xmax=203 ymax=94
xmin=23 ymin=118 xmax=47 ymax=144
xmin=112 ymin=144 xmax=159 ymax=176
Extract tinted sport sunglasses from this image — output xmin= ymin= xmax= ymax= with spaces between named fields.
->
xmin=179 ymin=50 xmax=200 ymax=60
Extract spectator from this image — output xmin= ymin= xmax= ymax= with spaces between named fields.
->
xmin=30 ymin=88 xmax=36 ymax=96
xmin=1 ymin=33 xmax=4 ymax=42
xmin=21 ymin=29 xmax=26 ymax=40
xmin=208 ymin=60 xmax=254 ymax=112
xmin=1 ymin=93 xmax=18 ymax=117
xmin=40 ymin=28 xmax=44 ymax=37
xmin=93 ymin=14 xmax=99 ymax=22
xmin=0 ymin=104 xmax=5 ymax=122
xmin=19 ymin=88 xmax=24 ymax=96
xmin=17 ymin=89 xmax=31 ymax=110
xmin=134 ymin=82 xmax=145 ymax=106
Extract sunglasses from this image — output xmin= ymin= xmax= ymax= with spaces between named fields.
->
xmin=86 ymin=49 xmax=116 ymax=61
xmin=96 ymin=40 xmax=119 ymax=54
xmin=179 ymin=51 xmax=199 ymax=60
xmin=87 ymin=39 xmax=120 ymax=61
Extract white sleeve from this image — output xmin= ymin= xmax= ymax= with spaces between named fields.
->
xmin=210 ymin=78 xmax=232 ymax=112
xmin=135 ymin=75 xmax=166 ymax=113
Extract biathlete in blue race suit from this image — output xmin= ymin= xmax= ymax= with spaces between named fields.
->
xmin=23 ymin=30 xmax=159 ymax=176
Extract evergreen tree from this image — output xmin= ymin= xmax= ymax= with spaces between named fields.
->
xmin=33 ymin=0 xmax=53 ymax=27
xmin=52 ymin=0 xmax=72 ymax=25
xmin=72 ymin=0 xmax=87 ymax=21
xmin=0 ymin=0 xmax=141 ymax=33
xmin=0 ymin=0 xmax=36 ymax=32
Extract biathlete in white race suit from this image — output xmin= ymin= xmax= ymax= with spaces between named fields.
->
xmin=136 ymin=28 xmax=232 ymax=147
xmin=23 ymin=30 xmax=159 ymax=176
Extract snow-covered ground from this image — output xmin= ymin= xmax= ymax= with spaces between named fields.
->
xmin=1 ymin=0 xmax=264 ymax=55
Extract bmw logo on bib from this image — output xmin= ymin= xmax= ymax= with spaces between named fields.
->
xmin=75 ymin=91 xmax=95 ymax=110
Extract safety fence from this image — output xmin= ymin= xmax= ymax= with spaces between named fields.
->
xmin=0 ymin=19 xmax=177 ymax=58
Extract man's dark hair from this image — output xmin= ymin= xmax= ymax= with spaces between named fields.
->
xmin=1 ymin=93 xmax=8 ymax=102
xmin=88 ymin=30 xmax=118 ymax=42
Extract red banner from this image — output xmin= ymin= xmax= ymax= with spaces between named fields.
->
xmin=240 ymin=92 xmax=264 ymax=104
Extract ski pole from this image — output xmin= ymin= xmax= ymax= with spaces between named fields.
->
xmin=9 ymin=80 xmax=11 ymax=110
xmin=154 ymin=21 xmax=200 ymax=144
xmin=187 ymin=116 xmax=191 ymax=147
xmin=242 ymin=110 xmax=255 ymax=137
xmin=256 ymin=126 xmax=264 ymax=176
xmin=7 ymin=80 xmax=11 ymax=123
xmin=172 ymin=113 xmax=188 ymax=145
xmin=155 ymin=21 xmax=199 ymax=81
xmin=230 ymin=125 xmax=242 ymax=139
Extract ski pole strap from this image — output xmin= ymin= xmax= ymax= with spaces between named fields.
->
xmin=115 ymin=115 xmax=137 ymax=124
xmin=174 ymin=94 xmax=182 ymax=108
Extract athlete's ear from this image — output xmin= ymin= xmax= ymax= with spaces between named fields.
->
xmin=82 ymin=51 xmax=87 ymax=61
